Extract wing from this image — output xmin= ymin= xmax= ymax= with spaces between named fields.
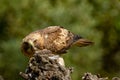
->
xmin=42 ymin=26 xmax=74 ymax=54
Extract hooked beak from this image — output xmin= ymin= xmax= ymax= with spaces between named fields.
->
xmin=28 ymin=40 xmax=34 ymax=47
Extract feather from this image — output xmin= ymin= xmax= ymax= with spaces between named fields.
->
xmin=21 ymin=26 xmax=93 ymax=57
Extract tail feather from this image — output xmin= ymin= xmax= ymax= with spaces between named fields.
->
xmin=72 ymin=35 xmax=93 ymax=47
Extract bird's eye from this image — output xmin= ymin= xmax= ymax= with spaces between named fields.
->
xmin=33 ymin=40 xmax=37 ymax=44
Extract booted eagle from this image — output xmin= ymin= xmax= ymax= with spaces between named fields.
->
xmin=21 ymin=26 xmax=93 ymax=57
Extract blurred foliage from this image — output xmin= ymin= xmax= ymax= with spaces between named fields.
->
xmin=0 ymin=0 xmax=120 ymax=80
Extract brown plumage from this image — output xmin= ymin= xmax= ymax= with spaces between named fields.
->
xmin=21 ymin=26 xmax=93 ymax=57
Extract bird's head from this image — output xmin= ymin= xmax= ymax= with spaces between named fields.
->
xmin=21 ymin=40 xmax=35 ymax=57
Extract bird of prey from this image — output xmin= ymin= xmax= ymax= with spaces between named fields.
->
xmin=21 ymin=26 xmax=93 ymax=57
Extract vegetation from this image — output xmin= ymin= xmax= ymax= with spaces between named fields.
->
xmin=0 ymin=0 xmax=120 ymax=80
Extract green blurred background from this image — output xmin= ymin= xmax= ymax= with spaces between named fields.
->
xmin=0 ymin=0 xmax=120 ymax=80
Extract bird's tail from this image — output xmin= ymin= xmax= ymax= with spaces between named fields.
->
xmin=72 ymin=35 xmax=93 ymax=47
